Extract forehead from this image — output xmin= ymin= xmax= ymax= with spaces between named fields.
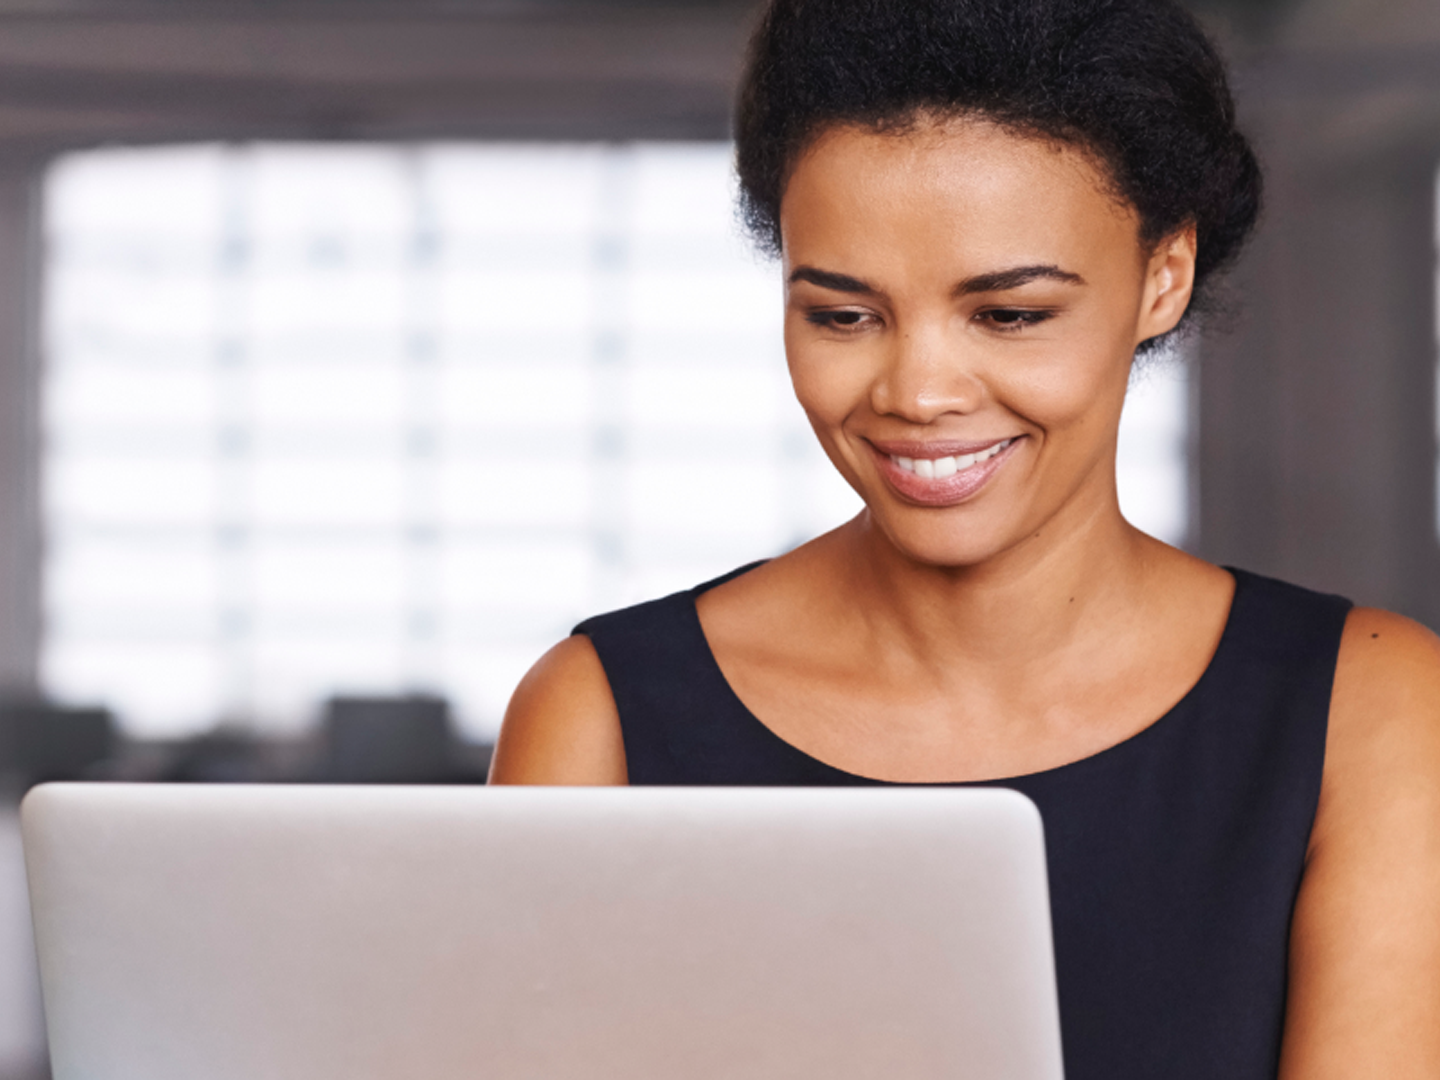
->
xmin=778 ymin=118 xmax=1143 ymax=277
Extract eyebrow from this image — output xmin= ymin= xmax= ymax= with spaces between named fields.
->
xmin=786 ymin=266 xmax=879 ymax=295
xmin=786 ymin=263 xmax=1085 ymax=297
xmin=955 ymin=265 xmax=1085 ymax=295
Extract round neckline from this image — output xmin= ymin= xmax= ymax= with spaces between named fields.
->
xmin=685 ymin=566 xmax=1244 ymax=787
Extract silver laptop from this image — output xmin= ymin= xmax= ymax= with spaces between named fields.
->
xmin=22 ymin=783 xmax=1064 ymax=1080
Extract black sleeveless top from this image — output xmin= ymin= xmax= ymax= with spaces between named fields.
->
xmin=574 ymin=565 xmax=1353 ymax=1080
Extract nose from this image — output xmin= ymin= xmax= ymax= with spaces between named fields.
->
xmin=869 ymin=321 xmax=985 ymax=423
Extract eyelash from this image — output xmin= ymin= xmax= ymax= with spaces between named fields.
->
xmin=977 ymin=308 xmax=1055 ymax=331
xmin=805 ymin=310 xmax=875 ymax=331
xmin=803 ymin=308 xmax=1056 ymax=333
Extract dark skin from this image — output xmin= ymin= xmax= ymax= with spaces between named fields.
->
xmin=492 ymin=117 xmax=1440 ymax=1076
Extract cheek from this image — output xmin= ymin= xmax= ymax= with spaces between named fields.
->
xmin=999 ymin=319 xmax=1134 ymax=434
xmin=787 ymin=361 xmax=842 ymax=425
xmin=1007 ymin=363 xmax=1117 ymax=431
xmin=784 ymin=331 xmax=871 ymax=429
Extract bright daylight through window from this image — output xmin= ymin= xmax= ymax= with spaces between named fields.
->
xmin=41 ymin=142 xmax=1191 ymax=740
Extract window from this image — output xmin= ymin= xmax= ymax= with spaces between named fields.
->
xmin=42 ymin=141 xmax=1189 ymax=739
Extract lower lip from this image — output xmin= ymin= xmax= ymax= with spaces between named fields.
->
xmin=871 ymin=440 xmax=1022 ymax=507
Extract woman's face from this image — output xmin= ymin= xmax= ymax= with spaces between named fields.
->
xmin=780 ymin=117 xmax=1195 ymax=569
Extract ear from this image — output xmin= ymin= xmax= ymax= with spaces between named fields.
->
xmin=1136 ymin=225 xmax=1198 ymax=344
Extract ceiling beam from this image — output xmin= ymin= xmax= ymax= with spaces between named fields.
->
xmin=0 ymin=4 xmax=758 ymax=150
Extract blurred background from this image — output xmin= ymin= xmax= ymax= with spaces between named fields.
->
xmin=0 ymin=0 xmax=1426 ymax=1074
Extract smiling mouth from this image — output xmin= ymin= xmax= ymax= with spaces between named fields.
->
xmin=888 ymin=438 xmax=1015 ymax=479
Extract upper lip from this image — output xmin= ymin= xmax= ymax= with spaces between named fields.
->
xmin=867 ymin=436 xmax=1019 ymax=460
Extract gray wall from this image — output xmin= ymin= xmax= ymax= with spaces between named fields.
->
xmin=0 ymin=159 xmax=40 ymax=698
xmin=1199 ymin=4 xmax=1440 ymax=621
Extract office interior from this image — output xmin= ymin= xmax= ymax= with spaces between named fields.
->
xmin=0 ymin=0 xmax=1428 ymax=1075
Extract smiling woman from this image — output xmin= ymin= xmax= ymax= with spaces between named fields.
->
xmin=488 ymin=2 xmax=1440 ymax=1078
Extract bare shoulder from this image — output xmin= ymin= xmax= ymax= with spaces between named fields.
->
xmin=1317 ymin=606 xmax=1440 ymax=854
xmin=1327 ymin=607 xmax=1440 ymax=790
xmin=487 ymin=635 xmax=627 ymax=785
xmin=1280 ymin=607 xmax=1440 ymax=1077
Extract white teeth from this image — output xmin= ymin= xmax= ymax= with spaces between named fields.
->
xmin=889 ymin=438 xmax=1013 ymax=480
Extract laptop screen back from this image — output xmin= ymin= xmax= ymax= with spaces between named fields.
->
xmin=23 ymin=783 xmax=1063 ymax=1080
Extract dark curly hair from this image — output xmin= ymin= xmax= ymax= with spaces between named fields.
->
xmin=735 ymin=0 xmax=1261 ymax=344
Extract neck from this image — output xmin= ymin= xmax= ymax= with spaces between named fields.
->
xmin=840 ymin=490 xmax=1159 ymax=676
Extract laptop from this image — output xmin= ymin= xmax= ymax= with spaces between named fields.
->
xmin=22 ymin=783 xmax=1064 ymax=1080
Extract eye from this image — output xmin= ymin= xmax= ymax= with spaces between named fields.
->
xmin=804 ymin=308 xmax=879 ymax=332
xmin=975 ymin=307 xmax=1054 ymax=331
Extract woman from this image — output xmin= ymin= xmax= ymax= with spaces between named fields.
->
xmin=490 ymin=0 xmax=1440 ymax=1076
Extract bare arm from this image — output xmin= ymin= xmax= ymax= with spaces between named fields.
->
xmin=487 ymin=635 xmax=629 ymax=785
xmin=1280 ymin=607 xmax=1440 ymax=1078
